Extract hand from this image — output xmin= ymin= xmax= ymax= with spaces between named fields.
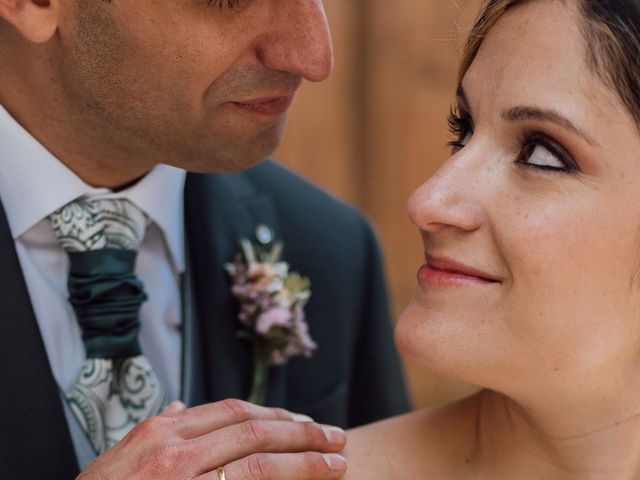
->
xmin=76 ymin=398 xmax=347 ymax=480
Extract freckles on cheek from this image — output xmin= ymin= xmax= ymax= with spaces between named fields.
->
xmin=501 ymin=205 xmax=586 ymax=288
xmin=512 ymin=204 xmax=636 ymax=295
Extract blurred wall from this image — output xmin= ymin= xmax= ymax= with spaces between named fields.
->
xmin=275 ymin=0 xmax=483 ymax=408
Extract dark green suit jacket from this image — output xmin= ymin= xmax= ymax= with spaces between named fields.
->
xmin=0 ymin=160 xmax=410 ymax=478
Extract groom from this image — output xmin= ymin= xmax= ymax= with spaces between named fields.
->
xmin=0 ymin=0 xmax=409 ymax=479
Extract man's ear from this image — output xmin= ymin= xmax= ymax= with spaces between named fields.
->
xmin=0 ymin=0 xmax=60 ymax=43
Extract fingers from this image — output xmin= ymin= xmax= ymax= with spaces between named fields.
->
xmin=191 ymin=420 xmax=347 ymax=473
xmin=78 ymin=398 xmax=342 ymax=480
xmin=163 ymin=398 xmax=305 ymax=439
xmin=194 ymin=452 xmax=347 ymax=480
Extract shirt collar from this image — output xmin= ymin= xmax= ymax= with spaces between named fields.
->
xmin=0 ymin=104 xmax=186 ymax=273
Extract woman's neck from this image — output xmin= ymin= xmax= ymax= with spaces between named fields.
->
xmin=469 ymin=389 xmax=640 ymax=479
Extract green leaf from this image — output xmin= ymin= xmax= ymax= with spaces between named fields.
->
xmin=284 ymin=272 xmax=311 ymax=295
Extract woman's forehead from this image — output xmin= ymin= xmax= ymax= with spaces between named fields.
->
xmin=461 ymin=0 xmax=632 ymax=138
xmin=468 ymin=1 xmax=585 ymax=101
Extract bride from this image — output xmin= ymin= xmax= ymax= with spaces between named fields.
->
xmin=345 ymin=0 xmax=640 ymax=478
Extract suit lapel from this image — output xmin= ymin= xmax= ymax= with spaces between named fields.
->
xmin=184 ymin=172 xmax=287 ymax=406
xmin=0 ymin=201 xmax=78 ymax=477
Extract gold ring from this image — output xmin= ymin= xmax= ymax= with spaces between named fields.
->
xmin=217 ymin=466 xmax=227 ymax=480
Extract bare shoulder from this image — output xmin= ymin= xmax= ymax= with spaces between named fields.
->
xmin=344 ymin=392 xmax=482 ymax=479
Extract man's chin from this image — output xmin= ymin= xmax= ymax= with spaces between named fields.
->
xmin=175 ymin=143 xmax=279 ymax=174
xmin=164 ymin=120 xmax=286 ymax=173
xmin=205 ymin=154 xmax=269 ymax=173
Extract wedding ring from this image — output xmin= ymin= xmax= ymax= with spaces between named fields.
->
xmin=217 ymin=466 xmax=227 ymax=480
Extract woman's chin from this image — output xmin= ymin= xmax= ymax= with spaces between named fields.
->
xmin=397 ymin=302 xmax=464 ymax=376
xmin=395 ymin=299 xmax=509 ymax=389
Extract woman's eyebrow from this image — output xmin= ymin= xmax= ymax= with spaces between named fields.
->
xmin=457 ymin=85 xmax=597 ymax=147
xmin=502 ymin=106 xmax=599 ymax=147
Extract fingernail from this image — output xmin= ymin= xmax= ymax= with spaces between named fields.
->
xmin=323 ymin=453 xmax=347 ymax=471
xmin=322 ymin=426 xmax=346 ymax=444
xmin=163 ymin=401 xmax=186 ymax=413
xmin=292 ymin=413 xmax=314 ymax=422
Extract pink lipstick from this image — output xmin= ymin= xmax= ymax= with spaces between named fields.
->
xmin=418 ymin=255 xmax=502 ymax=287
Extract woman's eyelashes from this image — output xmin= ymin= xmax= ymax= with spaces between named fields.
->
xmin=446 ymin=108 xmax=579 ymax=173
xmin=447 ymin=108 xmax=473 ymax=153
xmin=515 ymin=132 xmax=579 ymax=173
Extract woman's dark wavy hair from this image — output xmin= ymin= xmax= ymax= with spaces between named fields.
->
xmin=460 ymin=0 xmax=640 ymax=129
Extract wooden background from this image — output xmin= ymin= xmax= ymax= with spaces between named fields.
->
xmin=275 ymin=0 xmax=483 ymax=408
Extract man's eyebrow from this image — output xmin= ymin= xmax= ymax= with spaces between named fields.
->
xmin=502 ymin=106 xmax=598 ymax=147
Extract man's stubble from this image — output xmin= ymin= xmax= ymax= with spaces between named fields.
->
xmin=53 ymin=2 xmax=299 ymax=177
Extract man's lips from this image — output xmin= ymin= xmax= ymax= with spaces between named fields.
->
xmin=418 ymin=255 xmax=503 ymax=287
xmin=231 ymin=94 xmax=295 ymax=116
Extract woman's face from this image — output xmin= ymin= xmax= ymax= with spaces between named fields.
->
xmin=397 ymin=0 xmax=640 ymax=396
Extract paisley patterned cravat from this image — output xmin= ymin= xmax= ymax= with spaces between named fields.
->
xmin=50 ymin=199 xmax=165 ymax=454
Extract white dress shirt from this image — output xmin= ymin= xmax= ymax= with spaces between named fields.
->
xmin=0 ymin=105 xmax=186 ymax=401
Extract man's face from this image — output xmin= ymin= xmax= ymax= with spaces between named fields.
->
xmin=52 ymin=0 xmax=333 ymax=172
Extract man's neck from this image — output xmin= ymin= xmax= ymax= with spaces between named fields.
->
xmin=2 ymin=98 xmax=154 ymax=189
xmin=1 ymin=53 xmax=155 ymax=189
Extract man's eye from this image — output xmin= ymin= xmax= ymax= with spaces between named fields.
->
xmin=515 ymin=133 xmax=578 ymax=172
xmin=208 ymin=0 xmax=242 ymax=8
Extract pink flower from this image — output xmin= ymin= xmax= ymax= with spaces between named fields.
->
xmin=256 ymin=307 xmax=292 ymax=335
xmin=226 ymin=238 xmax=315 ymax=368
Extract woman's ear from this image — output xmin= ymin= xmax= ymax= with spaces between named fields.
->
xmin=0 ymin=0 xmax=60 ymax=43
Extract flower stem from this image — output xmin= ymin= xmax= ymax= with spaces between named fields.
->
xmin=248 ymin=348 xmax=269 ymax=405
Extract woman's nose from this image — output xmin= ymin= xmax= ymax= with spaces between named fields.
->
xmin=407 ymin=155 xmax=484 ymax=234
xmin=256 ymin=0 xmax=334 ymax=83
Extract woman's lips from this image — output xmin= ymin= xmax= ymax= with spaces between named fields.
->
xmin=417 ymin=255 xmax=502 ymax=287
xmin=231 ymin=95 xmax=294 ymax=116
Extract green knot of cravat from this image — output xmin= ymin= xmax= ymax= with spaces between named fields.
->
xmin=67 ymin=248 xmax=148 ymax=359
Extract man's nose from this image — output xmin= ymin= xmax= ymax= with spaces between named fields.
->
xmin=256 ymin=0 xmax=334 ymax=82
xmin=407 ymin=154 xmax=484 ymax=234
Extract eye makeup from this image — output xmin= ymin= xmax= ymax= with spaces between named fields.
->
xmin=447 ymin=107 xmax=473 ymax=153
xmin=446 ymin=105 xmax=580 ymax=174
xmin=515 ymin=132 xmax=580 ymax=173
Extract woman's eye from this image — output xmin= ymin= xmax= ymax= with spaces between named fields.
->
xmin=447 ymin=108 xmax=473 ymax=154
xmin=457 ymin=131 xmax=473 ymax=149
xmin=515 ymin=133 xmax=578 ymax=173
xmin=523 ymin=144 xmax=564 ymax=169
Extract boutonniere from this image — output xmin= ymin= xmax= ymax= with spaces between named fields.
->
xmin=226 ymin=237 xmax=316 ymax=405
